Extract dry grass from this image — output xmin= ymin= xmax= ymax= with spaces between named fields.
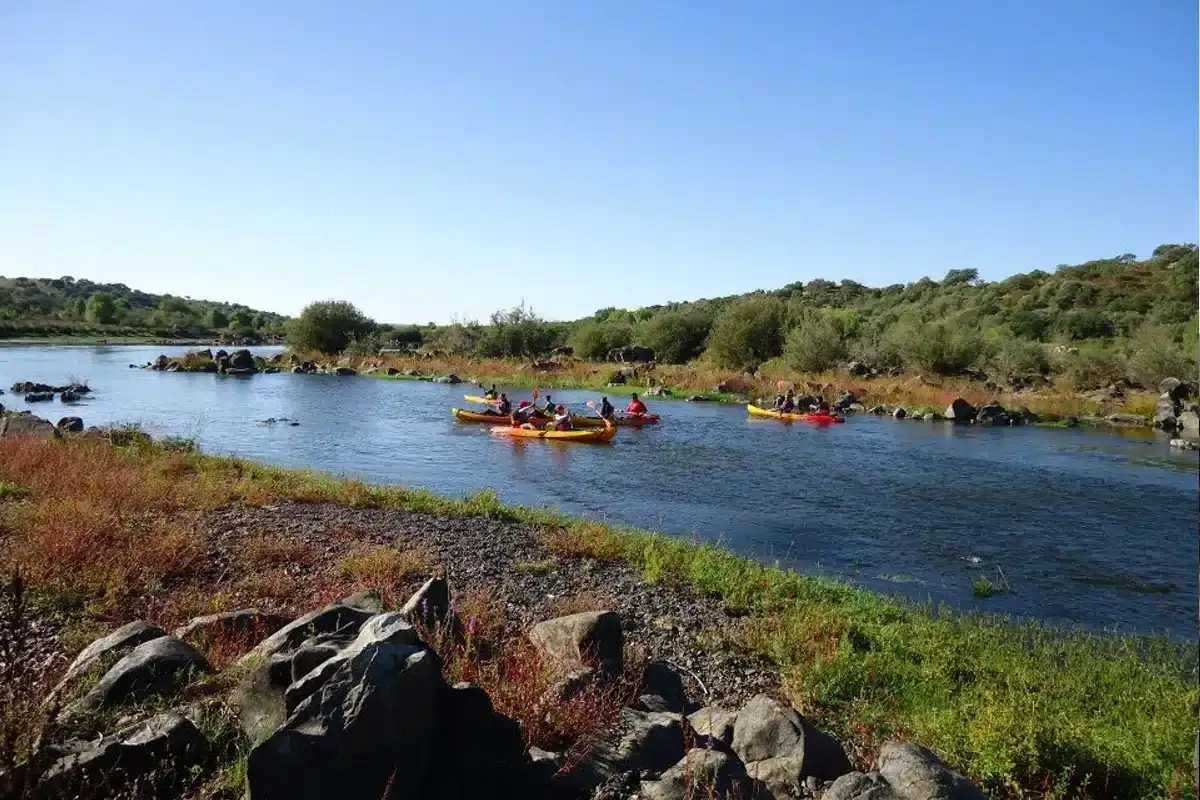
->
xmin=337 ymin=546 xmax=432 ymax=606
xmin=546 ymin=591 xmax=609 ymax=618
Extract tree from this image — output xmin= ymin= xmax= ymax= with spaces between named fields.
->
xmin=943 ymin=268 xmax=978 ymax=286
xmin=635 ymin=309 xmax=712 ymax=364
xmin=570 ymin=320 xmax=632 ymax=360
xmin=85 ymin=292 xmax=118 ymax=325
xmin=705 ymin=296 xmax=785 ymax=369
xmin=783 ymin=312 xmax=847 ymax=373
xmin=288 ymin=300 xmax=376 ymax=354
xmin=229 ymin=309 xmax=254 ymax=329
xmin=206 ymin=308 xmax=230 ymax=329
xmin=474 ymin=304 xmax=559 ymax=358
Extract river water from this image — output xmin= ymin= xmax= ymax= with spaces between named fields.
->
xmin=2 ymin=344 xmax=1197 ymax=636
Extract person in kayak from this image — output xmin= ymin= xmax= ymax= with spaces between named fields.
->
xmin=626 ymin=393 xmax=648 ymax=417
xmin=541 ymin=395 xmax=557 ymax=417
xmin=511 ymin=400 xmax=537 ymax=427
xmin=483 ymin=385 xmax=498 ymax=400
xmin=484 ymin=393 xmax=511 ymax=416
xmin=772 ymin=394 xmax=786 ymax=412
xmin=814 ymin=397 xmax=831 ymax=415
xmin=552 ymin=404 xmax=573 ymax=431
xmin=781 ymin=389 xmax=796 ymax=413
xmin=599 ymin=396 xmax=615 ymax=420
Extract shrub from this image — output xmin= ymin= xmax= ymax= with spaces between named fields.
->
xmin=989 ymin=338 xmax=1049 ymax=378
xmin=705 ymin=296 xmax=785 ymax=369
xmin=634 ymin=309 xmax=712 ymax=364
xmin=1124 ymin=325 xmax=1194 ymax=388
xmin=570 ymin=320 xmax=632 ymax=360
xmin=886 ymin=319 xmax=989 ymax=375
xmin=474 ymin=305 xmax=559 ymax=358
xmin=783 ymin=312 xmax=847 ymax=373
xmin=1058 ymin=342 xmax=1125 ymax=390
xmin=288 ymin=301 xmax=376 ymax=355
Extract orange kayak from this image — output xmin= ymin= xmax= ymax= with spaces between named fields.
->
xmin=747 ymin=404 xmax=844 ymax=424
xmin=490 ymin=419 xmax=615 ymax=443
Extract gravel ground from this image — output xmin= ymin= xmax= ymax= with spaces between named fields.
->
xmin=202 ymin=502 xmax=779 ymax=708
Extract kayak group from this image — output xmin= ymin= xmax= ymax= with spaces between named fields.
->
xmin=455 ymin=384 xmax=843 ymax=442
xmin=771 ymin=388 xmax=831 ymax=415
xmin=469 ymin=385 xmax=653 ymax=431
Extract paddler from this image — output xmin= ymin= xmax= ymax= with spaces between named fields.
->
xmin=626 ymin=392 xmax=648 ymax=417
xmin=485 ymin=393 xmax=511 ymax=416
xmin=781 ymin=389 xmax=796 ymax=413
xmin=772 ymin=394 xmax=786 ymax=412
xmin=511 ymin=400 xmax=536 ymax=427
xmin=599 ymin=396 xmax=615 ymax=420
xmin=483 ymin=384 xmax=498 ymax=400
xmin=552 ymin=404 xmax=573 ymax=431
xmin=541 ymin=394 xmax=557 ymax=417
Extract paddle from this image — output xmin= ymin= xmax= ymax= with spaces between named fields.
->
xmin=585 ymin=400 xmax=613 ymax=429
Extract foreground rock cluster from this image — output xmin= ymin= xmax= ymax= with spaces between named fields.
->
xmin=17 ymin=576 xmax=985 ymax=799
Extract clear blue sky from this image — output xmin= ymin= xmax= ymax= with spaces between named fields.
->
xmin=1 ymin=2 xmax=1195 ymax=324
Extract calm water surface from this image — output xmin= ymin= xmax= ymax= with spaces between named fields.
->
xmin=3 ymin=345 xmax=1197 ymax=636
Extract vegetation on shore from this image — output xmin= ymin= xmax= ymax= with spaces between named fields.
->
xmin=0 ymin=434 xmax=1194 ymax=798
xmin=297 ymin=245 xmax=1196 ymax=393
xmin=0 ymin=276 xmax=287 ymax=343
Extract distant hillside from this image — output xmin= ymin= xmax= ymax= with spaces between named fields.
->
xmin=400 ymin=244 xmax=1197 ymax=388
xmin=0 ymin=276 xmax=289 ymax=342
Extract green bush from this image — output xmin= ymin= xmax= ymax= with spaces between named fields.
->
xmin=886 ymin=319 xmax=989 ymax=375
xmin=570 ymin=320 xmax=632 ymax=360
xmin=474 ymin=304 xmax=559 ymax=358
xmin=783 ymin=312 xmax=847 ymax=373
xmin=705 ymin=296 xmax=785 ymax=369
xmin=1058 ymin=342 xmax=1125 ymax=390
xmin=1124 ymin=325 xmax=1193 ymax=388
xmin=634 ymin=309 xmax=712 ymax=363
xmin=288 ymin=300 xmax=376 ymax=355
xmin=989 ymin=338 xmax=1049 ymax=378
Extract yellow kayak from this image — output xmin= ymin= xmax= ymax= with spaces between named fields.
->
xmin=747 ymin=404 xmax=843 ymax=424
xmin=464 ymin=394 xmax=500 ymax=405
xmin=452 ymin=408 xmax=512 ymax=424
xmin=491 ymin=419 xmax=615 ymax=442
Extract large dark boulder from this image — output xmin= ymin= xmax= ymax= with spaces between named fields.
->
xmin=229 ymin=349 xmax=256 ymax=370
xmin=75 ymin=636 xmax=210 ymax=711
xmin=0 ymin=414 xmax=56 ymax=439
xmin=635 ymin=661 xmax=688 ymax=714
xmin=245 ymin=615 xmax=439 ymax=799
xmin=944 ymin=398 xmax=977 ymax=423
xmin=37 ymin=712 xmax=209 ymax=800
xmin=975 ymin=403 xmax=1008 ymax=426
xmin=55 ymin=620 xmax=167 ymax=697
xmin=571 ymin=708 xmax=690 ymax=790
xmin=56 ymin=416 xmax=84 ymax=433
xmin=425 ymin=681 xmax=530 ymax=798
xmin=152 ymin=355 xmax=169 ymax=370
xmin=732 ymin=694 xmax=852 ymax=794
xmin=529 ymin=610 xmax=623 ymax=676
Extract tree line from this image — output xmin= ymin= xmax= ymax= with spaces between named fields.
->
xmin=0 ymin=276 xmax=288 ymax=341
xmin=291 ymin=244 xmax=1197 ymax=390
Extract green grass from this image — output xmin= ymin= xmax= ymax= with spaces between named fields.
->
xmin=5 ymin=436 xmax=1197 ymax=798
xmin=973 ymin=576 xmax=999 ymax=598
